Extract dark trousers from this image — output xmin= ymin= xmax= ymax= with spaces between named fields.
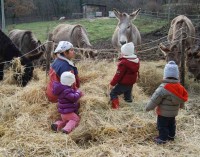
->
xmin=110 ymin=84 xmax=133 ymax=100
xmin=157 ymin=115 xmax=176 ymax=141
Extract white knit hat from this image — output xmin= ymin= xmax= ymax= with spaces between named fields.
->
xmin=163 ymin=61 xmax=179 ymax=79
xmin=60 ymin=71 xmax=75 ymax=86
xmin=121 ymin=42 xmax=135 ymax=56
xmin=54 ymin=41 xmax=73 ymax=53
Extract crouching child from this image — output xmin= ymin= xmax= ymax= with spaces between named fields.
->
xmin=51 ymin=71 xmax=83 ymax=134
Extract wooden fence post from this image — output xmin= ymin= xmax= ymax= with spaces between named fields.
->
xmin=46 ymin=33 xmax=54 ymax=77
xmin=180 ymin=29 xmax=185 ymax=86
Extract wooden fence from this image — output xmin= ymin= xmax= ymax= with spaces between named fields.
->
xmin=138 ymin=10 xmax=200 ymax=23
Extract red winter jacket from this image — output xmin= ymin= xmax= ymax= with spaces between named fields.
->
xmin=110 ymin=57 xmax=140 ymax=86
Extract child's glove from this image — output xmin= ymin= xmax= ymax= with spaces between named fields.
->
xmin=80 ymin=91 xmax=84 ymax=97
xmin=137 ymin=71 xmax=140 ymax=81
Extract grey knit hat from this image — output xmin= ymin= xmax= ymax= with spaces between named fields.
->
xmin=163 ymin=61 xmax=179 ymax=79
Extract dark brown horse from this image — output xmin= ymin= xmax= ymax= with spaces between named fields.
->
xmin=0 ymin=30 xmax=43 ymax=86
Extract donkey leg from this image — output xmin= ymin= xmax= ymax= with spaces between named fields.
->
xmin=0 ymin=63 xmax=5 ymax=80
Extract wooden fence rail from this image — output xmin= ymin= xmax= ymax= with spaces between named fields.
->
xmin=138 ymin=10 xmax=200 ymax=23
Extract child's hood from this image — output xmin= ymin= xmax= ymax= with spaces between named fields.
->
xmin=52 ymin=81 xmax=72 ymax=96
xmin=164 ymin=83 xmax=188 ymax=103
xmin=119 ymin=58 xmax=140 ymax=71
xmin=121 ymin=54 xmax=139 ymax=63
xmin=127 ymin=58 xmax=139 ymax=63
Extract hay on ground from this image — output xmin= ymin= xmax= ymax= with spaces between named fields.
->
xmin=0 ymin=60 xmax=199 ymax=157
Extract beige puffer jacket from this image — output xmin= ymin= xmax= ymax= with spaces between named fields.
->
xmin=145 ymin=79 xmax=188 ymax=117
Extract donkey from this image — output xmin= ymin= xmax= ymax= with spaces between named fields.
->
xmin=8 ymin=29 xmax=45 ymax=59
xmin=52 ymin=24 xmax=96 ymax=58
xmin=0 ymin=30 xmax=43 ymax=86
xmin=159 ymin=15 xmax=195 ymax=66
xmin=186 ymin=45 xmax=200 ymax=81
xmin=112 ymin=8 xmax=141 ymax=49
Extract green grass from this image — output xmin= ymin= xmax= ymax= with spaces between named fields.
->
xmin=7 ymin=16 xmax=168 ymax=44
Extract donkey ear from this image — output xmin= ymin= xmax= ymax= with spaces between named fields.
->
xmin=185 ymin=47 xmax=192 ymax=56
xmin=130 ymin=8 xmax=141 ymax=20
xmin=185 ymin=47 xmax=191 ymax=52
xmin=159 ymin=43 xmax=170 ymax=56
xmin=113 ymin=8 xmax=121 ymax=19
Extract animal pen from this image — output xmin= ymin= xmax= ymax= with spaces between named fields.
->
xmin=0 ymin=22 xmax=200 ymax=157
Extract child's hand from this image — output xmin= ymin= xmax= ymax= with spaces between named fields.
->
xmin=73 ymin=84 xmax=78 ymax=90
xmin=109 ymin=84 xmax=114 ymax=90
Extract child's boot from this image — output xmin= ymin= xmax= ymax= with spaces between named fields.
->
xmin=111 ymin=98 xmax=119 ymax=109
xmin=51 ymin=120 xmax=66 ymax=132
xmin=168 ymin=136 xmax=175 ymax=141
xmin=62 ymin=119 xmax=79 ymax=134
xmin=154 ymin=136 xmax=167 ymax=144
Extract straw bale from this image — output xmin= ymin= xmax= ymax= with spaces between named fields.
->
xmin=0 ymin=60 xmax=199 ymax=157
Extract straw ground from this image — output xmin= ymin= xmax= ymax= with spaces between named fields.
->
xmin=0 ymin=60 xmax=200 ymax=157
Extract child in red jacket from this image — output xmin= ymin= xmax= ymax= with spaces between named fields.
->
xmin=109 ymin=42 xmax=140 ymax=109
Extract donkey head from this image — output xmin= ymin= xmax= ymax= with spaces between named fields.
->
xmin=113 ymin=8 xmax=141 ymax=46
xmin=159 ymin=43 xmax=182 ymax=66
xmin=186 ymin=46 xmax=200 ymax=77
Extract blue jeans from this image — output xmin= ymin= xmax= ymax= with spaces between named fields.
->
xmin=157 ymin=115 xmax=176 ymax=141
xmin=110 ymin=84 xmax=133 ymax=101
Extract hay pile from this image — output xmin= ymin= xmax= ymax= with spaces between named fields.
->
xmin=0 ymin=60 xmax=200 ymax=157
xmin=137 ymin=61 xmax=164 ymax=95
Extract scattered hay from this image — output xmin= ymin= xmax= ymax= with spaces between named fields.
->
xmin=0 ymin=84 xmax=20 ymax=98
xmin=185 ymin=75 xmax=200 ymax=94
xmin=3 ymin=68 xmax=18 ymax=85
xmin=3 ymin=57 xmax=24 ymax=85
xmin=138 ymin=61 xmax=164 ymax=95
xmin=186 ymin=95 xmax=200 ymax=118
xmin=0 ymin=60 xmax=199 ymax=157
